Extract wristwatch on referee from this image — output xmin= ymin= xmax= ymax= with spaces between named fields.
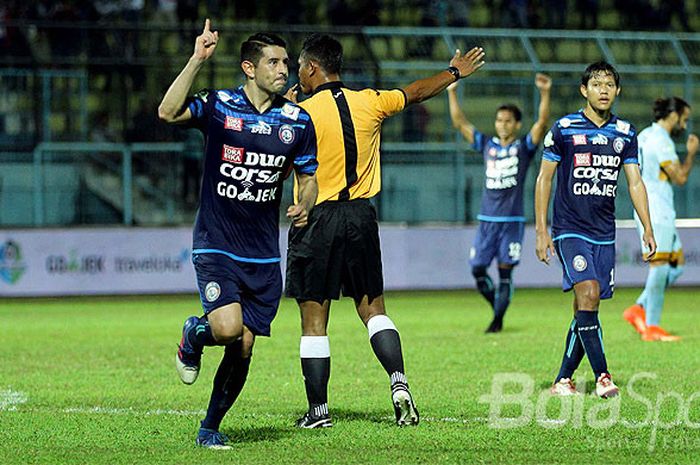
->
xmin=446 ymin=66 xmax=460 ymax=81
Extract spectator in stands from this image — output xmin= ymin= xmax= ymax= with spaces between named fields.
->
xmin=500 ymin=0 xmax=529 ymax=28
xmin=543 ymin=0 xmax=567 ymax=29
xmin=658 ymin=0 xmax=692 ymax=32
xmin=575 ymin=0 xmax=599 ymax=29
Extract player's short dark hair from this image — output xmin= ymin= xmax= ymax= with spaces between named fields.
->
xmin=300 ymin=33 xmax=343 ymax=74
xmin=653 ymin=96 xmax=691 ymax=121
xmin=240 ymin=33 xmax=286 ymax=65
xmin=496 ymin=104 xmax=522 ymax=122
xmin=581 ymin=61 xmax=620 ymax=87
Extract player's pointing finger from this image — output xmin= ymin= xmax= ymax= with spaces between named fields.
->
xmin=204 ymin=18 xmax=211 ymax=32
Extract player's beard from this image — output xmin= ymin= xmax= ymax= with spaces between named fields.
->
xmin=671 ymin=124 xmax=685 ymax=138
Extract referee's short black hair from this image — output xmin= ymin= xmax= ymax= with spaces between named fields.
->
xmin=240 ymin=33 xmax=286 ymax=65
xmin=301 ymin=34 xmax=343 ymax=75
xmin=581 ymin=61 xmax=620 ymax=87
xmin=653 ymin=96 xmax=690 ymax=121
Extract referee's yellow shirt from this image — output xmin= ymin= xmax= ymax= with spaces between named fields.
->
xmin=296 ymin=81 xmax=406 ymax=204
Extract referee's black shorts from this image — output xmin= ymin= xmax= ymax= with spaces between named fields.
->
xmin=285 ymin=198 xmax=383 ymax=303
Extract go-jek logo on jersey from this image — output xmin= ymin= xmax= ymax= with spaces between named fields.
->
xmin=572 ymin=154 xmax=621 ymax=197
xmin=0 ymin=240 xmax=26 ymax=285
xmin=217 ymin=150 xmax=286 ymax=202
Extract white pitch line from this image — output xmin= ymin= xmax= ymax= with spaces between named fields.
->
xmin=1 ymin=398 xmax=673 ymax=428
xmin=0 ymin=388 xmax=28 ymax=411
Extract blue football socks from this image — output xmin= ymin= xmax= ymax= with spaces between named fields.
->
xmin=556 ymin=318 xmax=585 ymax=382
xmin=575 ymin=310 xmax=608 ymax=379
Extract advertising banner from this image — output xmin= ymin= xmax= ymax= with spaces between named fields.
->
xmin=1 ymin=225 xmax=698 ymax=296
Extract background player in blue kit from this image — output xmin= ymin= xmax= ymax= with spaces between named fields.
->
xmin=447 ymin=73 xmax=552 ymax=333
xmin=535 ymin=61 xmax=656 ymax=398
xmin=158 ymin=20 xmax=318 ymax=449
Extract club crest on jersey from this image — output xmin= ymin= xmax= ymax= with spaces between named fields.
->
xmin=488 ymin=147 xmax=497 ymax=156
xmin=221 ymin=145 xmax=244 ymax=164
xmin=225 ymin=116 xmax=243 ymax=131
xmin=616 ymin=120 xmax=630 ymax=135
xmin=613 ymin=137 xmax=625 ymax=154
xmin=205 ymin=281 xmax=221 ymax=302
xmin=281 ymin=103 xmax=300 ymax=121
xmin=591 ymin=134 xmax=608 ymax=145
xmin=572 ymin=255 xmax=587 ymax=272
xmin=573 ymin=134 xmax=587 ymax=146
xmin=559 ymin=118 xmax=572 ymax=128
xmin=278 ymin=124 xmax=295 ymax=145
xmin=574 ymin=152 xmax=592 ymax=167
xmin=251 ymin=120 xmax=272 ymax=135
xmin=508 ymin=146 xmax=518 ymax=156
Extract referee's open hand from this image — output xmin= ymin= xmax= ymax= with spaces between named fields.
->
xmin=449 ymin=47 xmax=485 ymax=80
xmin=193 ymin=19 xmax=218 ymax=62
xmin=287 ymin=204 xmax=309 ymax=228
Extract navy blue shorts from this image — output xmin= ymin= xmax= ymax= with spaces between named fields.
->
xmin=192 ymin=252 xmax=282 ymax=336
xmin=554 ymin=237 xmax=615 ymax=299
xmin=470 ymin=221 xmax=525 ymax=267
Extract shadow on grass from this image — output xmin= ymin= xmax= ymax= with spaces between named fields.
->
xmin=331 ymin=407 xmax=395 ymax=425
xmin=223 ymin=425 xmax=296 ymax=444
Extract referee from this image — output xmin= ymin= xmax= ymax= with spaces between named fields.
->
xmin=286 ymin=33 xmax=485 ymax=428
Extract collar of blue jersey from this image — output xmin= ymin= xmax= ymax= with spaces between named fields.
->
xmin=234 ymin=85 xmax=286 ymax=114
xmin=312 ymin=81 xmax=345 ymax=96
xmin=577 ymin=108 xmax=617 ymax=128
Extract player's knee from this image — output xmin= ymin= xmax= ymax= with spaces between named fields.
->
xmin=212 ymin=320 xmax=243 ymax=344
xmin=575 ymin=281 xmax=600 ymax=309
xmin=300 ymin=312 xmax=327 ymax=336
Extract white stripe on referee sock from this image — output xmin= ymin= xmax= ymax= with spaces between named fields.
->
xmin=300 ymin=336 xmax=330 ymax=358
xmin=367 ymin=314 xmax=397 ymax=339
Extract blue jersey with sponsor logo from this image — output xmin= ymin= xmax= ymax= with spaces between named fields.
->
xmin=185 ymin=86 xmax=318 ymax=262
xmin=542 ymin=110 xmax=638 ymax=243
xmin=473 ymin=130 xmax=537 ymax=221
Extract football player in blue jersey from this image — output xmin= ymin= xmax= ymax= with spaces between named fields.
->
xmin=447 ymin=73 xmax=552 ymax=333
xmin=158 ymin=20 xmax=319 ymax=449
xmin=535 ymin=61 xmax=656 ymax=398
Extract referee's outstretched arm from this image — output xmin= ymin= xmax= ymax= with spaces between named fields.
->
xmin=402 ymin=47 xmax=485 ymax=105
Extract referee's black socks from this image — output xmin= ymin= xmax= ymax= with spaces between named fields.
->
xmin=300 ymin=336 xmax=330 ymax=416
xmin=367 ymin=315 xmax=408 ymax=391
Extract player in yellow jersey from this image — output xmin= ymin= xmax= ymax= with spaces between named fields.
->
xmin=623 ymin=97 xmax=698 ymax=341
xmin=285 ymin=33 xmax=484 ymax=428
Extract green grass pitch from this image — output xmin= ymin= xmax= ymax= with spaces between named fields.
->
xmin=1 ymin=288 xmax=699 ymax=464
